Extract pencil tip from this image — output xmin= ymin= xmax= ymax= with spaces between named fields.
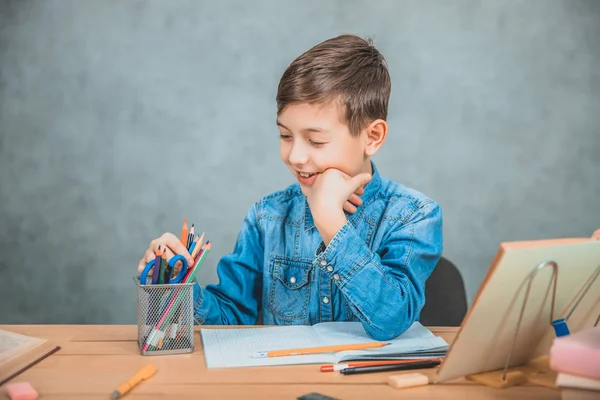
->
xmin=110 ymin=391 xmax=120 ymax=399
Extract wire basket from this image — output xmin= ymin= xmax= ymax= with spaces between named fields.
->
xmin=134 ymin=276 xmax=195 ymax=356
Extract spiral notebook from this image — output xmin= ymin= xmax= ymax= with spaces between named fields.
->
xmin=200 ymin=321 xmax=448 ymax=368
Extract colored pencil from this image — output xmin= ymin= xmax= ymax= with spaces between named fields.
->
xmin=151 ymin=246 xmax=162 ymax=285
xmin=320 ymin=358 xmax=442 ymax=372
xmin=142 ymin=243 xmax=212 ymax=351
xmin=251 ymin=342 xmax=390 ymax=358
xmin=181 ymin=219 xmax=188 ymax=246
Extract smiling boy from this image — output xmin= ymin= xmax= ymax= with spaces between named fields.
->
xmin=138 ymin=34 xmax=443 ymax=340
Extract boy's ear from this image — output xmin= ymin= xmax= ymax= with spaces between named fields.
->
xmin=363 ymin=119 xmax=388 ymax=156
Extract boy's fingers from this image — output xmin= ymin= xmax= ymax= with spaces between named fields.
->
xmin=138 ymin=248 xmax=156 ymax=272
xmin=160 ymin=232 xmax=195 ymax=265
xmin=348 ymin=193 xmax=362 ymax=207
xmin=354 ymin=186 xmax=365 ymax=195
xmin=343 ymin=201 xmax=357 ymax=214
xmin=349 ymin=173 xmax=372 ymax=192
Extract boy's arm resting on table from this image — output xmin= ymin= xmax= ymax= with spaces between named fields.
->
xmin=192 ymin=203 xmax=263 ymax=325
xmin=316 ymin=201 xmax=443 ymax=341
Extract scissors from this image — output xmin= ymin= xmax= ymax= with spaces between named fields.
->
xmin=140 ymin=254 xmax=189 ymax=284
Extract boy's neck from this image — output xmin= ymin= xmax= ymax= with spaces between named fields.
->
xmin=358 ymin=158 xmax=373 ymax=176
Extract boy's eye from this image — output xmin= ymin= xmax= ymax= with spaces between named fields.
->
xmin=279 ymin=134 xmax=292 ymax=140
xmin=309 ymin=139 xmax=326 ymax=147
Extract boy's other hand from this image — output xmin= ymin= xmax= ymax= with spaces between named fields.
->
xmin=137 ymin=232 xmax=195 ymax=273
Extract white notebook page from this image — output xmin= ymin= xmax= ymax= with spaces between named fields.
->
xmin=201 ymin=322 xmax=447 ymax=368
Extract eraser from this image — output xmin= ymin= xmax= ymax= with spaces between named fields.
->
xmin=387 ymin=372 xmax=429 ymax=389
xmin=5 ymin=382 xmax=39 ymax=400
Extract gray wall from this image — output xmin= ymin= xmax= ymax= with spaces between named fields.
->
xmin=1 ymin=0 xmax=598 ymax=324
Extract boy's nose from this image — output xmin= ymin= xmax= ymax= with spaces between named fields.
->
xmin=288 ymin=144 xmax=309 ymax=166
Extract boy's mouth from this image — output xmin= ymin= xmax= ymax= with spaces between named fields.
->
xmin=296 ymin=171 xmax=319 ymax=185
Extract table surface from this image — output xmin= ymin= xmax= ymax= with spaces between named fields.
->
xmin=0 ymin=325 xmax=561 ymax=399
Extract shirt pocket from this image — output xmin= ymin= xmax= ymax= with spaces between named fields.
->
xmin=268 ymin=255 xmax=312 ymax=321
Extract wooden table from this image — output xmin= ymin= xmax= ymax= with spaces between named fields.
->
xmin=0 ymin=325 xmax=560 ymax=399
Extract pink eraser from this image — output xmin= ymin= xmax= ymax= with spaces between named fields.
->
xmin=387 ymin=373 xmax=429 ymax=389
xmin=5 ymin=382 xmax=38 ymax=400
xmin=550 ymin=325 xmax=600 ymax=380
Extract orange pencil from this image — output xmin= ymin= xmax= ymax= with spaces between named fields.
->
xmin=251 ymin=342 xmax=390 ymax=358
xmin=110 ymin=363 xmax=156 ymax=399
xmin=320 ymin=358 xmax=442 ymax=372
xmin=181 ymin=219 xmax=188 ymax=246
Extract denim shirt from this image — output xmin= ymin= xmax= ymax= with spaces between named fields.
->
xmin=193 ymin=162 xmax=443 ymax=340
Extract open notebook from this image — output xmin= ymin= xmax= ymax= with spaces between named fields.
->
xmin=200 ymin=321 xmax=448 ymax=368
xmin=0 ymin=329 xmax=60 ymax=385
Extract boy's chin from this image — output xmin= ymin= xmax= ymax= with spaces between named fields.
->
xmin=299 ymin=185 xmax=311 ymax=197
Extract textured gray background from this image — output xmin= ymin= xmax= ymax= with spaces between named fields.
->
xmin=1 ymin=0 xmax=599 ymax=324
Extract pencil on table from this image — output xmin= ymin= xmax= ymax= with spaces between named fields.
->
xmin=320 ymin=358 xmax=442 ymax=372
xmin=251 ymin=342 xmax=390 ymax=358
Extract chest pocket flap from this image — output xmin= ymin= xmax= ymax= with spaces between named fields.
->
xmin=269 ymin=256 xmax=312 ymax=321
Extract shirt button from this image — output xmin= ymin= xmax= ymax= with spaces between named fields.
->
xmin=326 ymin=266 xmax=333 ymax=272
xmin=320 ymin=260 xmax=327 ymax=266
xmin=289 ymin=276 xmax=296 ymax=284
xmin=322 ymin=297 xmax=330 ymax=304
xmin=333 ymin=274 xmax=340 ymax=281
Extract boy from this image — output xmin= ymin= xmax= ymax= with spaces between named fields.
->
xmin=137 ymin=34 xmax=443 ymax=340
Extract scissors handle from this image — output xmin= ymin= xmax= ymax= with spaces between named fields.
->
xmin=168 ymin=255 xmax=189 ymax=283
xmin=140 ymin=255 xmax=189 ymax=284
xmin=140 ymin=260 xmax=156 ymax=284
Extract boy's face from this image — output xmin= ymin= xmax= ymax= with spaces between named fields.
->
xmin=277 ymin=101 xmax=372 ymax=196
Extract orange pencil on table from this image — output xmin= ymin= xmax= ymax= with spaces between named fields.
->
xmin=181 ymin=219 xmax=188 ymax=246
xmin=320 ymin=358 xmax=442 ymax=372
xmin=110 ymin=363 xmax=156 ymax=399
xmin=250 ymin=342 xmax=390 ymax=358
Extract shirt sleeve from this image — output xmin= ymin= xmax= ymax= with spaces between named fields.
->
xmin=314 ymin=201 xmax=443 ymax=340
xmin=192 ymin=202 xmax=264 ymax=325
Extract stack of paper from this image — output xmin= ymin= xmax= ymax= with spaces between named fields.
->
xmin=200 ymin=321 xmax=448 ymax=368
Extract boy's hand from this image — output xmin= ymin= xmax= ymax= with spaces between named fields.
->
xmin=137 ymin=232 xmax=195 ymax=273
xmin=345 ymin=186 xmax=365 ymax=214
xmin=307 ymin=168 xmax=372 ymax=245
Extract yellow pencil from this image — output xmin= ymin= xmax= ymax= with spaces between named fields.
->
xmin=110 ymin=363 xmax=156 ymax=399
xmin=250 ymin=342 xmax=390 ymax=358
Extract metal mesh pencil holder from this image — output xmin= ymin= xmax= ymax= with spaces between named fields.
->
xmin=134 ymin=276 xmax=195 ymax=356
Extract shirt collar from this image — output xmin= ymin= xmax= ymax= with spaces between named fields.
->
xmin=304 ymin=161 xmax=382 ymax=232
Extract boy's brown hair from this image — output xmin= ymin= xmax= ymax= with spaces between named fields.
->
xmin=276 ymin=34 xmax=391 ymax=136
